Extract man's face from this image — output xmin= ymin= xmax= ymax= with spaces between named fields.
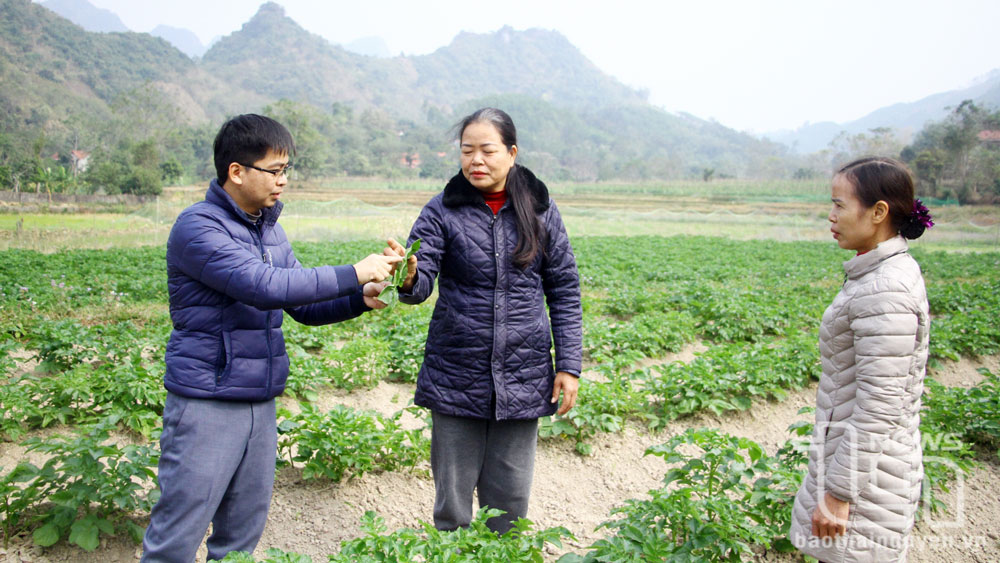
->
xmin=228 ymin=149 xmax=290 ymax=214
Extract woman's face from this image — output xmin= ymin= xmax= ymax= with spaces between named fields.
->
xmin=460 ymin=120 xmax=517 ymax=193
xmin=829 ymin=174 xmax=881 ymax=253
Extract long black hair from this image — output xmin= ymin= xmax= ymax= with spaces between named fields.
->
xmin=456 ymin=108 xmax=544 ymax=268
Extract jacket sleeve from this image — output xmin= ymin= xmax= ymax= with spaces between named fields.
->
xmin=172 ymin=211 xmax=360 ymax=311
xmin=283 ymin=244 xmax=370 ymax=326
xmin=825 ymin=277 xmax=920 ymax=502
xmin=541 ymin=200 xmax=583 ymax=377
xmin=398 ymin=200 xmax=447 ymax=305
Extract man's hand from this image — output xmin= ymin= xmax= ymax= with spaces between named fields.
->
xmin=551 ymin=371 xmax=579 ymax=416
xmin=812 ymin=491 xmax=850 ymax=539
xmin=363 ymin=281 xmax=390 ymax=309
xmin=354 ymin=253 xmax=401 ymax=284
xmin=383 ymin=238 xmax=417 ymax=291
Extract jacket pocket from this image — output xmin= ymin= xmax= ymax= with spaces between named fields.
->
xmin=215 ymin=331 xmax=231 ymax=385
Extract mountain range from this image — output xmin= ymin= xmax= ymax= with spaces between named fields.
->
xmin=31 ymin=0 xmax=1000 ymax=158
xmin=39 ymin=0 xmax=125 ymax=32
xmin=8 ymin=0 xmax=997 ymax=179
xmin=3 ymin=0 xmax=790 ymax=178
xmin=765 ymin=70 xmax=1000 ymax=153
xmin=150 ymin=25 xmax=208 ymax=58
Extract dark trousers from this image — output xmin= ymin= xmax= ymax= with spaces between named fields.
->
xmin=141 ymin=392 xmax=277 ymax=563
xmin=430 ymin=410 xmax=539 ymax=535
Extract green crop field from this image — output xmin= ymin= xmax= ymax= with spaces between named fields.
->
xmin=2 ymin=183 xmax=999 ymax=561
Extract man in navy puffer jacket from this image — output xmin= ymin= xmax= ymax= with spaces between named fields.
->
xmin=141 ymin=115 xmax=400 ymax=562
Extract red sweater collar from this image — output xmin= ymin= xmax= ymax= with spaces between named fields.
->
xmin=482 ymin=189 xmax=507 ymax=214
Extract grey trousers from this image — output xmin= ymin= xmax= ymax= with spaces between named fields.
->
xmin=431 ymin=410 xmax=539 ymax=535
xmin=141 ymin=392 xmax=277 ymax=563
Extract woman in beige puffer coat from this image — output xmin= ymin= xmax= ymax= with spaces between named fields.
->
xmin=790 ymin=157 xmax=932 ymax=562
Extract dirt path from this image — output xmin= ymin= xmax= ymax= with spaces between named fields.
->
xmin=2 ymin=354 xmax=998 ymax=562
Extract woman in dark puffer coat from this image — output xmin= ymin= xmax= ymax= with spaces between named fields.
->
xmin=390 ymin=108 xmax=582 ymax=535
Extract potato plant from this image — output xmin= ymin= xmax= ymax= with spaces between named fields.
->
xmin=0 ymin=419 xmax=159 ymax=550
xmin=215 ymin=508 xmax=573 ymax=563
xmin=1 ymin=236 xmax=998 ymax=555
xmin=559 ymin=427 xmax=806 ymax=563
xmin=276 ymin=403 xmax=429 ymax=481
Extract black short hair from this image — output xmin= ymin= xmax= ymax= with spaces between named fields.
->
xmin=213 ymin=114 xmax=296 ymax=184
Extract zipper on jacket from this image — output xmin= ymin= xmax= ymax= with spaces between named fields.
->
xmin=489 ymin=204 xmax=504 ymax=419
xmin=252 ymin=221 xmax=274 ymax=399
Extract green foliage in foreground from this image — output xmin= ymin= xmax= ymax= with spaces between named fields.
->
xmin=213 ymin=508 xmax=572 ymax=563
xmin=218 ymin=392 xmax=1000 ymax=563
xmin=1 ymin=318 xmax=168 ymax=440
xmin=1 ymin=236 xmax=998 ymax=553
xmin=559 ymin=427 xmax=807 ymax=563
xmin=540 ymin=332 xmax=822 ymax=454
xmin=0 ymin=419 xmax=159 ymax=550
xmin=920 ymin=368 xmax=1000 ymax=513
xmin=923 ymin=369 xmax=1000 ymax=454
xmin=276 ymin=403 xmax=430 ymax=481
xmin=334 ymin=508 xmax=572 ymax=563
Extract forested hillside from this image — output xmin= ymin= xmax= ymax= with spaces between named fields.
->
xmin=0 ymin=0 xmax=800 ymax=194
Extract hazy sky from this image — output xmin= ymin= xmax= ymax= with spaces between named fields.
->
xmin=69 ymin=0 xmax=1000 ymax=133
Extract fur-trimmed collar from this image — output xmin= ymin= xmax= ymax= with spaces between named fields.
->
xmin=442 ymin=165 xmax=550 ymax=214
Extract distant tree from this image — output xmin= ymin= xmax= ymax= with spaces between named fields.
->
xmin=160 ymin=158 xmax=183 ymax=184
xmin=83 ymin=150 xmax=129 ymax=194
xmin=418 ymin=152 xmax=454 ymax=180
xmin=827 ymin=127 xmax=906 ymax=169
xmin=702 ymin=168 xmax=715 ymax=182
xmin=83 ymin=141 xmax=162 ymax=195
xmin=264 ymin=99 xmax=335 ymax=181
xmin=903 ymin=100 xmax=1000 ymax=203
xmin=912 ymin=150 xmax=945 ymax=194
xmin=31 ymin=164 xmax=75 ymax=195
xmin=123 ymin=166 xmax=162 ymax=195
xmin=330 ymin=102 xmax=354 ymax=125
xmin=792 ymin=168 xmax=816 ymax=180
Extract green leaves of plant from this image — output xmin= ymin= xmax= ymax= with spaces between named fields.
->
xmin=2 ymin=420 xmax=159 ymax=551
xmin=377 ymin=239 xmax=421 ymax=309
xmin=68 ymin=515 xmax=113 ymax=551
xmin=330 ymin=507 xmax=573 ymax=562
xmin=585 ymin=428 xmax=806 ymax=562
xmin=276 ymin=403 xmax=429 ymax=482
xmin=32 ymin=521 xmax=61 ymax=547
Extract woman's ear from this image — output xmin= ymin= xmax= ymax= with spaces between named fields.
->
xmin=872 ymin=200 xmax=889 ymax=224
xmin=509 ymin=145 xmax=518 ymax=161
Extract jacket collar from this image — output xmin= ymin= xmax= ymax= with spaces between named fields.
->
xmin=206 ymin=179 xmax=282 ymax=228
xmin=843 ymin=235 xmax=909 ymax=281
xmin=442 ymin=165 xmax=550 ymax=214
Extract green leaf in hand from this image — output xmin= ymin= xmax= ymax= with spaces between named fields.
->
xmin=378 ymin=239 xmax=421 ymax=309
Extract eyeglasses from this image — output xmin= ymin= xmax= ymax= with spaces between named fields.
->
xmin=240 ymin=163 xmax=293 ymax=178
